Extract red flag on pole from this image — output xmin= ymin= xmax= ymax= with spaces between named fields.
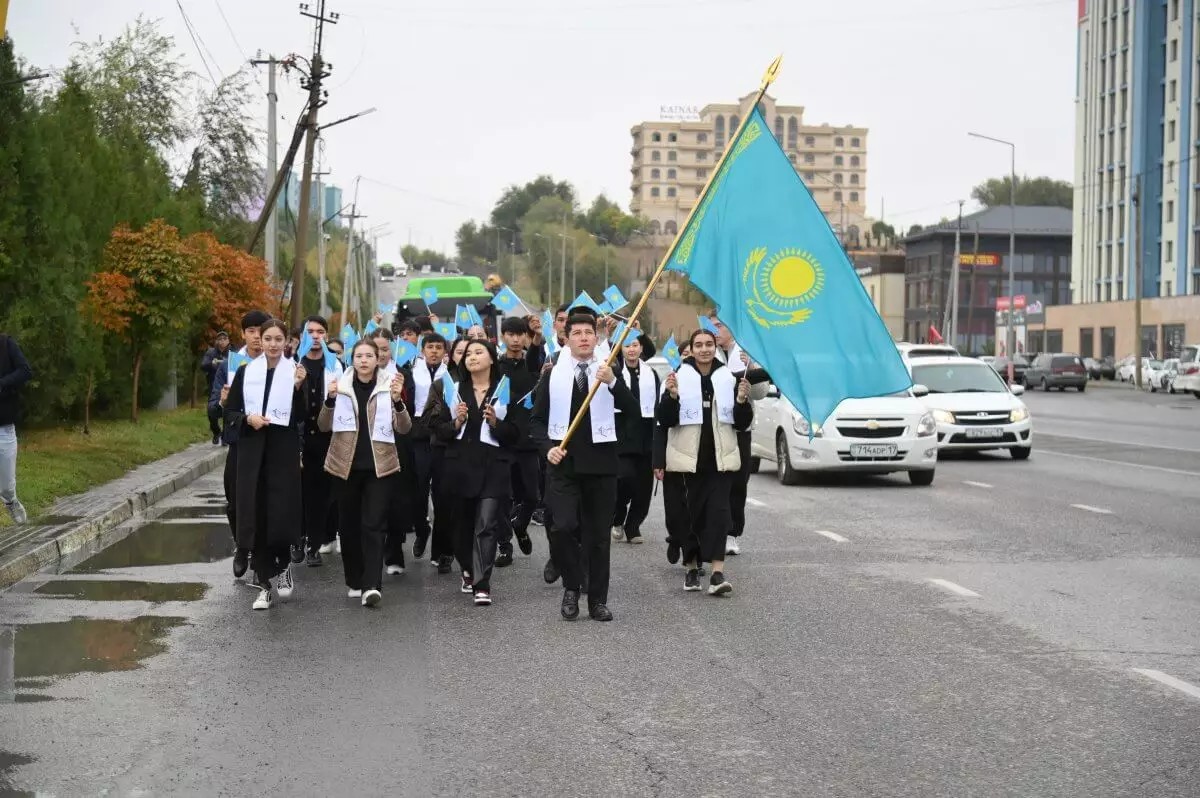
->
xmin=928 ymin=325 xmax=943 ymax=344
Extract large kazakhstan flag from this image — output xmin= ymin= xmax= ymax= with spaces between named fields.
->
xmin=666 ymin=106 xmax=911 ymax=428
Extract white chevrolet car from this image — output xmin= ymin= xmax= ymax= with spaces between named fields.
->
xmin=908 ymin=356 xmax=1033 ymax=459
xmin=749 ymin=386 xmax=938 ymax=486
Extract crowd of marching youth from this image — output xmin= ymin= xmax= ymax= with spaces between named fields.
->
xmin=203 ymin=299 xmax=769 ymax=621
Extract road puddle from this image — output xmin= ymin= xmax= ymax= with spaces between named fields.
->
xmin=34 ymin=581 xmax=209 ymax=604
xmin=0 ymin=616 xmax=187 ymax=688
xmin=73 ymin=522 xmax=234 ymax=571
xmin=158 ymin=505 xmax=227 ymax=520
xmin=0 ymin=750 xmax=34 ymax=797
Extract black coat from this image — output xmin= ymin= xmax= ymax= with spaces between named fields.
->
xmin=0 ymin=334 xmax=33 ymax=427
xmin=613 ymin=359 xmax=660 ymax=458
xmin=224 ymin=363 xmax=307 ymax=550
xmin=529 ymin=358 xmax=641 ymax=477
xmin=499 ymin=355 xmax=538 ymax=452
xmin=443 ymin=377 xmax=522 ymax=499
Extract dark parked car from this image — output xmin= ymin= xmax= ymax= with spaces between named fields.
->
xmin=1025 ymin=352 xmax=1088 ymax=392
xmin=991 ymin=355 xmax=1030 ymax=385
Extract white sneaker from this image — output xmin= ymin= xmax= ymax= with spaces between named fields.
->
xmin=611 ymin=525 xmax=625 ymax=541
xmin=725 ymin=536 xmax=741 ymax=556
xmin=335 ymin=538 xmax=342 ymax=555
xmin=347 ymin=588 xmax=362 ymax=599
xmin=6 ymin=500 xmax=27 ymax=525
xmin=318 ymin=542 xmax=335 ymax=555
xmin=275 ymin=564 xmax=294 ymax=599
xmin=362 ymin=589 xmax=382 ymax=607
xmin=252 ymin=587 xmax=273 ymax=610
xmin=386 ymin=564 xmax=404 ymax=576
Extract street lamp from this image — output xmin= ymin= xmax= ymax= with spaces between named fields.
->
xmin=968 ymin=131 xmax=1017 ymax=384
xmin=591 ymin=233 xmax=611 ymax=287
xmin=532 ymin=233 xmax=552 ymax=307
xmin=557 ymin=233 xmax=577 ymax=303
xmin=494 ymin=226 xmax=513 ymax=284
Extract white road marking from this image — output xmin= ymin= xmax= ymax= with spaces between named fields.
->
xmin=963 ymin=480 xmax=994 ymax=489
xmin=1036 ymin=431 xmax=1197 ymax=454
xmin=1070 ymin=503 xmax=1113 ymax=515
xmin=1038 ymin=449 xmax=1200 ymax=478
xmin=926 ymin=578 xmax=980 ymax=598
xmin=813 ymin=530 xmax=848 ymax=543
xmin=746 ymin=497 xmax=768 ymax=508
xmin=1132 ymin=669 xmax=1200 ymax=701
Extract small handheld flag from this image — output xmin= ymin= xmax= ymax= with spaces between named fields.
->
xmin=297 ymin=330 xmax=315 ymax=362
xmin=520 ymin=389 xmax=535 ymax=409
xmin=570 ymin=291 xmax=602 ymax=314
xmin=435 ymin=322 xmax=457 ymax=340
xmin=497 ymin=339 xmax=508 ymax=356
xmin=341 ymin=323 xmax=355 ymax=342
xmin=662 ymin=335 xmax=682 ymax=371
xmin=320 ymin=340 xmax=338 ymax=372
xmin=441 ymin=373 xmax=459 ymax=408
xmin=698 ymin=315 xmax=719 ymax=335
xmin=467 ymin=304 xmax=485 ymax=329
xmin=541 ymin=310 xmax=554 ymax=333
xmin=392 ymin=339 xmax=418 ymax=367
xmin=491 ymin=374 xmax=511 ymax=406
xmin=455 ymin=304 xmax=473 ymax=330
xmin=491 ymin=286 xmax=524 ymax=313
xmin=364 ymin=319 xmax=380 ymax=336
xmin=603 ymin=285 xmax=628 ymax=312
xmin=227 ymin=351 xmax=249 ymax=376
xmin=611 ymin=321 xmax=636 ymax=349
xmin=421 ymin=286 xmax=439 ymax=308
xmin=378 ymin=302 xmax=392 ymax=315
xmin=545 ymin=337 xmax=561 ymax=357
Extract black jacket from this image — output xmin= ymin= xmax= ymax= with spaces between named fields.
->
xmin=443 ymin=377 xmax=523 ymax=498
xmin=613 ymin=359 xmax=660 ymax=458
xmin=529 ymin=357 xmax=641 ymax=477
xmin=200 ymin=346 xmax=228 ymax=391
xmin=0 ymin=335 xmax=33 ymax=427
xmin=499 ymin=354 xmax=538 ymax=452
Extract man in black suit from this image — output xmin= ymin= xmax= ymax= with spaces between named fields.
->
xmin=530 ymin=313 xmax=640 ymax=621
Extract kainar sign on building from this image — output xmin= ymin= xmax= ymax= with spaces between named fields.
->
xmin=958 ymin=253 xmax=1001 ymax=266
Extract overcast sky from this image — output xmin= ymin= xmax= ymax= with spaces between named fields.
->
xmin=10 ymin=0 xmax=1077 ymax=258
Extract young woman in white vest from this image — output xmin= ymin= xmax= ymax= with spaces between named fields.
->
xmin=224 ymin=319 xmax=309 ymax=610
xmin=318 ymin=338 xmax=413 ymax=607
xmin=657 ymin=328 xmax=753 ymax=596
xmin=444 ymin=339 xmax=523 ymax=606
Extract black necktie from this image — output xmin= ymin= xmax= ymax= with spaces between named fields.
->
xmin=575 ymin=363 xmax=589 ymax=394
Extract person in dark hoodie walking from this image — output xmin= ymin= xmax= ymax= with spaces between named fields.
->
xmin=0 ymin=333 xmax=33 ymax=525
xmin=200 ymin=332 xmax=230 ymax=444
xmin=495 ymin=316 xmax=539 ymax=567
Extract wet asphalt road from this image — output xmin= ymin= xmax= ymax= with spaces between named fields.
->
xmin=2 ymin=381 xmax=1200 ymax=796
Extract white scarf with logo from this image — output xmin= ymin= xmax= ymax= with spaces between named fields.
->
xmin=618 ymin=362 xmax=656 ymax=418
xmin=243 ymin=355 xmax=296 ymax=427
xmin=677 ymin=363 xmax=736 ymax=427
xmin=547 ymin=353 xmax=616 ymax=443
xmin=331 ymin=370 xmax=395 ymax=443
xmin=456 ymin=383 xmax=508 ymax=447
xmin=411 ymin=358 xmax=448 ymax=417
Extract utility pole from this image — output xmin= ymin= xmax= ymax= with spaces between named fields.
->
xmin=964 ymin=223 xmax=980 ymax=355
xmin=340 ymin=204 xmax=366 ymax=327
xmin=560 ymin=213 xmax=568 ymax=306
xmin=315 ymin=156 xmax=331 ymax=317
xmin=945 ymin=200 xmax=964 ymax=348
xmin=1133 ymin=171 xmax=1143 ymax=389
xmin=289 ymin=0 xmax=338 ymax=330
xmin=250 ymin=54 xmax=281 ymax=280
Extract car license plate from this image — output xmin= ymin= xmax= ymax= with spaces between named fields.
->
xmin=849 ymin=443 xmax=897 ymax=458
xmin=1062 ymin=371 xmax=1078 ymax=376
xmin=965 ymin=427 xmax=1004 ymax=439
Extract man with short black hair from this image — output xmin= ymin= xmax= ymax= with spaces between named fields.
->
xmin=298 ymin=315 xmax=341 ymax=567
xmin=0 ymin=333 xmax=33 ymax=525
xmin=495 ymin=316 xmax=538 ymax=566
xmin=531 ymin=313 xmax=640 ymax=622
xmin=397 ymin=320 xmax=421 ymax=345
xmin=201 ymin=332 xmax=230 ymax=444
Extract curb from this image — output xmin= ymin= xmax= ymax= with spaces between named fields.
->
xmin=0 ymin=448 xmax=227 ymax=589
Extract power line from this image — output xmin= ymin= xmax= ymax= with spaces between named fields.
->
xmin=176 ymin=0 xmax=220 ymax=87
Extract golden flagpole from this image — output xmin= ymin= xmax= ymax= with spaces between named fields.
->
xmin=558 ymin=55 xmax=783 ymax=450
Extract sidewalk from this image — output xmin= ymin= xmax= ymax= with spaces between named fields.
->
xmin=0 ymin=443 xmax=227 ymax=588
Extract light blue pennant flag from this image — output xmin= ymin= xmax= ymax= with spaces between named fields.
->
xmin=435 ymin=322 xmax=457 ymax=340
xmin=319 ymin=340 xmax=339 ymax=372
xmin=545 ymin=337 xmax=560 ymax=357
xmin=392 ymin=339 xmax=417 ymax=367
xmin=227 ymin=350 xmax=249 ymax=377
xmin=662 ymin=335 xmax=682 ymax=371
xmin=603 ymin=284 xmax=628 ymax=312
xmin=491 ymin=374 xmax=511 ymax=406
xmin=697 ymin=315 xmax=719 ymax=335
xmin=364 ymin=319 xmax=379 ymax=336
xmin=666 ymin=105 xmax=910 ymax=431
xmin=421 ymin=285 xmax=439 ymax=307
xmin=455 ymin=304 xmax=473 ymax=330
xmin=611 ymin=321 xmax=636 ymax=348
xmin=341 ymin=323 xmax=356 ymax=342
xmin=520 ymin=388 xmax=535 ymax=409
xmin=497 ymin=339 xmax=508 ymax=356
xmin=467 ymin=304 xmax=485 ymax=329
xmin=378 ymin=302 xmax=392 ymax=315
xmin=297 ymin=330 xmax=315 ymax=362
xmin=569 ymin=291 xmax=603 ymax=314
xmin=441 ymin=373 xmax=459 ymax=407
xmin=541 ymin=309 xmax=554 ymax=332
xmin=490 ymin=286 xmax=524 ymax=314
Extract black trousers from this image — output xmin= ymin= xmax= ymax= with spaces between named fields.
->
xmin=546 ymin=470 xmax=616 ymax=605
xmin=498 ymin=450 xmax=540 ymax=550
xmin=661 ymin=471 xmax=690 ymax=546
xmin=252 ymin=464 xmax=290 ymax=585
xmin=613 ymin=453 xmax=654 ymax=539
xmin=223 ymin=444 xmax=239 ymax=543
xmin=337 ymin=470 xmax=390 ymax=592
xmin=729 ymin=433 xmax=752 ymax=538
xmin=301 ymin=438 xmax=336 ymax=553
xmin=207 ymin=404 xmax=222 ymax=438
xmin=455 ymin=497 xmax=504 ymax=591
xmin=410 ymin=441 xmax=437 ymax=544
xmin=682 ymin=471 xmax=733 ymax=566
xmin=385 ymin=464 xmax=412 ymax=567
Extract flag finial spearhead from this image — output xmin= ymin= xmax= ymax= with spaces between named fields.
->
xmin=761 ymin=55 xmax=783 ymax=90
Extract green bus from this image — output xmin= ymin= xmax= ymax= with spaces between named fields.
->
xmin=391 ymin=275 xmax=518 ymax=340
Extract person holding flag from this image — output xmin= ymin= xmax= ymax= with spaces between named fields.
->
xmin=444 ymin=340 xmax=523 ymax=605
xmin=407 ymin=334 xmax=454 ymax=571
xmin=210 ymin=309 xmax=269 ymax=579
xmin=530 ymin=312 xmax=641 ymax=622
xmin=657 ymin=328 xmax=753 ymax=596
xmin=297 ymin=315 xmax=343 ymax=567
xmin=495 ymin=317 xmax=539 ymax=566
xmin=654 ymin=340 xmax=693 ymax=567
xmin=318 ymin=337 xmax=413 ymax=608
xmin=224 ymin=319 xmax=309 ymax=610
xmin=610 ymin=330 xmax=660 ymax=546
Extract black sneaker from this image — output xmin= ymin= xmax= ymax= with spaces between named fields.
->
xmin=530 ymin=508 xmax=546 ymax=527
xmin=232 ymin=548 xmax=249 ymax=579
xmin=707 ymin=571 xmax=732 ymax=596
xmin=496 ymin=549 xmax=514 ymax=568
xmin=289 ymin=544 xmax=305 ymax=565
xmin=212 ymin=433 xmax=221 ymax=445
xmin=543 ymin=558 xmax=560 ymax=584
xmin=515 ymin=531 xmax=533 ymax=556
xmin=666 ymin=541 xmax=681 ymax=565
xmin=437 ymin=556 xmax=453 ymax=575
xmin=305 ymin=550 xmax=323 ymax=568
xmin=413 ymin=534 xmax=428 ymax=559
xmin=684 ymin=569 xmax=701 ymax=591
xmin=697 ymin=565 xmax=707 ymax=577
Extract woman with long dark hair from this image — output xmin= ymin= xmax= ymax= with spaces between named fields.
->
xmin=658 ymin=329 xmax=752 ymax=596
xmin=443 ymin=339 xmax=522 ymax=605
xmin=318 ymin=338 xmax=413 ymax=607
xmin=224 ymin=318 xmax=308 ymax=610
